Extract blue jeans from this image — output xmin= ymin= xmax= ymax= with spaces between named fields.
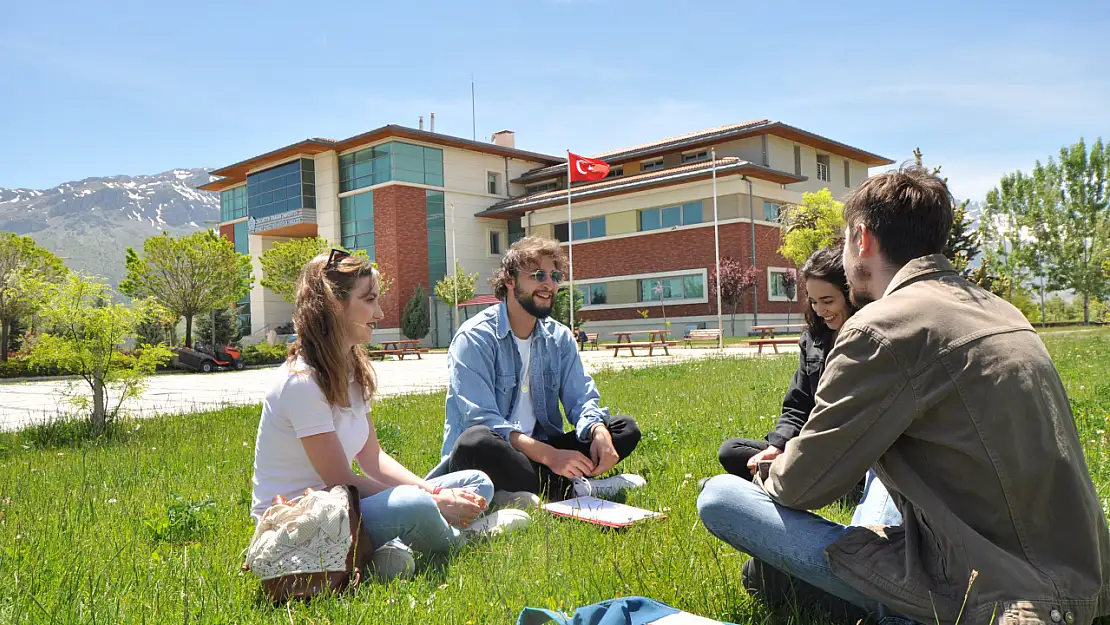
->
xmin=697 ymin=470 xmax=905 ymax=617
xmin=359 ymin=470 xmax=494 ymax=554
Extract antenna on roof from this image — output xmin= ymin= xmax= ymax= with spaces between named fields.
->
xmin=471 ymin=75 xmax=477 ymax=141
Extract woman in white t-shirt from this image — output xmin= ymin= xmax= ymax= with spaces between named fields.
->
xmin=251 ymin=250 xmax=528 ymax=565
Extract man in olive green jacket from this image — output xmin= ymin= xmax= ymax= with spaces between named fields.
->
xmin=698 ymin=166 xmax=1110 ymax=625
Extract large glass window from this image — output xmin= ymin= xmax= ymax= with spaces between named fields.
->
xmin=426 ymin=191 xmax=447 ymax=286
xmin=640 ymin=201 xmax=703 ymax=231
xmin=763 ymin=201 xmax=781 ymax=222
xmin=339 ymin=141 xmax=444 ymax=193
xmin=233 ymin=220 xmax=250 ymax=335
xmin=556 ymin=216 xmax=606 ymax=242
xmin=574 ymin=284 xmax=608 ymax=306
xmin=639 ymin=274 xmax=705 ymax=302
xmin=220 ymin=186 xmax=247 ymax=222
xmin=246 ymin=159 xmax=315 ymax=220
xmin=340 ymin=192 xmax=375 ymax=260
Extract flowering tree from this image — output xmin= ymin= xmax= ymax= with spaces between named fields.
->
xmin=709 ymin=258 xmax=759 ymax=336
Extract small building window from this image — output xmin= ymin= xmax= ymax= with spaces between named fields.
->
xmin=816 ymin=155 xmax=830 ymax=182
xmin=487 ymin=172 xmax=501 ymax=195
xmin=793 ymin=145 xmax=802 ymax=176
xmin=489 ymin=230 xmax=502 ymax=256
xmin=604 ymin=166 xmax=624 ymax=179
xmin=525 ymin=181 xmax=558 ymax=195
xmin=642 ymin=159 xmax=664 ymax=172
xmin=763 ymin=201 xmax=781 ymax=222
xmin=844 ymin=160 xmax=851 ymax=187
xmin=681 ymin=150 xmax=709 ymax=164
xmin=639 ymin=201 xmax=703 ymax=231
xmin=768 ymin=268 xmax=798 ymax=302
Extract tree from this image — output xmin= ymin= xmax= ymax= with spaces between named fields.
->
xmin=945 ymin=201 xmax=980 ymax=274
xmin=195 ymin=304 xmax=236 ymax=347
xmin=259 ymin=237 xmax=388 ymax=304
xmin=0 ymin=233 xmax=68 ymax=361
xmin=777 ymin=188 xmax=846 ymax=268
xmin=120 ymin=231 xmax=253 ymax=346
xmin=400 ymin=286 xmax=430 ymax=340
xmin=433 ymin=261 xmax=479 ymax=331
xmin=553 ymin=286 xmax=585 ymax=330
xmin=709 ymin=258 xmax=759 ymax=336
xmin=30 ymin=274 xmax=173 ymax=433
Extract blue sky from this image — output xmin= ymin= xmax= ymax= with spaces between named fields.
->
xmin=1 ymin=0 xmax=1108 ymax=202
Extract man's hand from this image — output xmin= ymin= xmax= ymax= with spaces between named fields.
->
xmin=589 ymin=425 xmax=620 ymax=477
xmin=747 ymin=445 xmax=783 ymax=476
xmin=433 ymin=488 xmax=487 ymax=527
xmin=545 ymin=449 xmax=596 ymax=479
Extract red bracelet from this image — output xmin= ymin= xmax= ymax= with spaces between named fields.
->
xmin=432 ymin=486 xmax=442 ymax=495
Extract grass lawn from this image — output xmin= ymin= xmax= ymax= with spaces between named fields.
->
xmin=1 ymin=331 xmax=1109 ymax=624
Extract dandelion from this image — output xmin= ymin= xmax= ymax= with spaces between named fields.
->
xmin=108 ymin=498 xmax=118 ymax=504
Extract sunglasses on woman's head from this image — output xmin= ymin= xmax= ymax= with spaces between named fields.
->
xmin=519 ymin=269 xmax=564 ymax=284
xmin=326 ymin=248 xmax=351 ymax=269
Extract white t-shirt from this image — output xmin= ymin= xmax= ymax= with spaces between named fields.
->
xmin=509 ymin=335 xmax=536 ymax=437
xmin=250 ymin=357 xmax=370 ymax=520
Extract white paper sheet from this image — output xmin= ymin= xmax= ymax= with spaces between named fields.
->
xmin=541 ymin=496 xmax=663 ymax=527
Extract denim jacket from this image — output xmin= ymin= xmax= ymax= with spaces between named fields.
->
xmin=427 ymin=302 xmax=609 ymax=478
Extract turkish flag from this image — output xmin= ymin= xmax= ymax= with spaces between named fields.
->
xmin=568 ymin=152 xmax=611 ymax=182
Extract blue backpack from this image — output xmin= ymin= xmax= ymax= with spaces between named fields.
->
xmin=516 ymin=596 xmax=735 ymax=625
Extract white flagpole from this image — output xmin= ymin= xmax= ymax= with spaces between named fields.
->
xmin=712 ymin=148 xmax=723 ymax=349
xmin=450 ymin=201 xmax=458 ymax=332
xmin=566 ymin=151 xmax=574 ymax=331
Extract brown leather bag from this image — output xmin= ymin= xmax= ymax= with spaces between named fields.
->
xmin=243 ymin=485 xmax=374 ymax=603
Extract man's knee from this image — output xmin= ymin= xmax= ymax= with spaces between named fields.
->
xmin=696 ymin=474 xmax=766 ymax=531
xmin=607 ymin=415 xmax=641 ymax=456
xmin=452 ymin=426 xmax=504 ymax=458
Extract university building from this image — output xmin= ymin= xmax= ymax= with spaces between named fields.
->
xmin=200 ymin=120 xmax=891 ymax=347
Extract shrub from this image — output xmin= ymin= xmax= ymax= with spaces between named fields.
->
xmin=240 ymin=342 xmax=288 ymax=366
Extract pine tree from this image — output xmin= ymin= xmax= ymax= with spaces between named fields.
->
xmin=401 ymin=286 xmax=430 ymax=340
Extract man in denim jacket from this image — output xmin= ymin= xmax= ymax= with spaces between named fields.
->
xmin=429 ymin=236 xmax=644 ymax=505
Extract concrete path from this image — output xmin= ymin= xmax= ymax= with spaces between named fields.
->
xmin=0 ymin=344 xmax=794 ymax=431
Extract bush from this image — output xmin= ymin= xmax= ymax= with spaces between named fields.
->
xmin=240 ymin=342 xmax=288 ymax=366
xmin=0 ymin=356 xmax=62 ymax=379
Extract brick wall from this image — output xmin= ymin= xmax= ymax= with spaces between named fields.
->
xmin=373 ymin=185 xmax=430 ymax=328
xmin=565 ymin=222 xmax=807 ymax=323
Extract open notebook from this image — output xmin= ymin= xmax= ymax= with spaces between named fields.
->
xmin=541 ymin=496 xmax=665 ymax=528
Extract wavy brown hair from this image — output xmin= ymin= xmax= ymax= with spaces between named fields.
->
xmin=491 ymin=235 xmax=568 ymax=300
xmin=801 ymin=242 xmax=856 ymax=346
xmin=287 ymin=251 xmax=378 ymax=407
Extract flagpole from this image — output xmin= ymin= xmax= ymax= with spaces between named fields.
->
xmin=712 ymin=148 xmax=723 ymax=349
xmin=566 ymin=151 xmax=574 ymax=332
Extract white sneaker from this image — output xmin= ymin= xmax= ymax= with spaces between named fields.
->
xmin=490 ymin=490 xmax=541 ymax=511
xmin=461 ymin=508 xmax=532 ymax=539
xmin=368 ymin=541 xmax=415 ymax=582
xmin=572 ymin=473 xmax=647 ymax=499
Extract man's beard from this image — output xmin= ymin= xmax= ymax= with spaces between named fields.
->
xmin=847 ymin=258 xmax=876 ymax=308
xmin=514 ymin=283 xmax=553 ymax=319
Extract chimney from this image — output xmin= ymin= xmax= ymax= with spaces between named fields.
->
xmin=491 ymin=130 xmax=515 ymax=149
xmin=430 ymin=112 xmax=435 ymax=133
xmin=419 ymin=115 xmax=424 ymax=130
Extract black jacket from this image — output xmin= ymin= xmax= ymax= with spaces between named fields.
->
xmin=764 ymin=330 xmax=830 ymax=450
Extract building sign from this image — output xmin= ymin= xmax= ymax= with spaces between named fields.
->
xmin=248 ymin=209 xmax=317 ymax=233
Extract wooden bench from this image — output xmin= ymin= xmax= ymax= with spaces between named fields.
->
xmin=611 ymin=341 xmax=676 ymax=357
xmin=585 ymin=333 xmax=599 ymax=350
xmin=368 ymin=347 xmax=429 ymax=360
xmin=684 ymin=329 xmax=722 ymax=348
xmin=744 ymin=337 xmax=799 ymax=354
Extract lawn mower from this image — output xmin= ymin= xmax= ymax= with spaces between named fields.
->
xmin=172 ymin=344 xmax=245 ymax=373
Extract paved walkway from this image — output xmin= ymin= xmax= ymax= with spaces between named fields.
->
xmin=0 ymin=344 xmax=794 ymax=431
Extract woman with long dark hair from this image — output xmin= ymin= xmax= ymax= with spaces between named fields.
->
xmin=250 ymin=250 xmax=528 ymax=580
xmin=716 ymin=244 xmax=857 ymax=477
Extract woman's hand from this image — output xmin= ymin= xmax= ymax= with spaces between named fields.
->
xmin=746 ymin=445 xmax=783 ymax=476
xmin=432 ymin=488 xmax=487 ymax=527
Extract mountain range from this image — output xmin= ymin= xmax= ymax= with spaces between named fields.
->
xmin=0 ymin=169 xmax=217 ymax=286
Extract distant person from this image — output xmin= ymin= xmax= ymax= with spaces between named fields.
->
xmin=250 ymin=250 xmax=528 ymax=581
xmin=575 ymin=326 xmax=589 ymax=351
xmin=697 ymin=166 xmax=1110 ymax=624
xmin=431 ymin=236 xmax=644 ymax=509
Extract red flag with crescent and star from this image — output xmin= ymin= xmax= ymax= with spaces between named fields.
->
xmin=568 ymin=152 xmax=610 ymax=182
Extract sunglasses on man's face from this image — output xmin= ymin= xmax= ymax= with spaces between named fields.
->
xmin=520 ymin=269 xmax=564 ymax=284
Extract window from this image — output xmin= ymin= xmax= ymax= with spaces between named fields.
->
xmin=508 ymin=219 xmax=525 ymax=245
xmin=487 ymin=172 xmax=501 ymax=195
xmin=639 ymin=274 xmax=704 ymax=302
xmin=426 ymin=191 xmax=447 ymax=285
xmin=844 ymin=160 xmax=851 ymax=187
xmin=763 ymin=201 xmax=781 ymax=222
xmin=220 ymin=186 xmax=247 ymax=222
xmin=681 ymin=150 xmax=709 ymax=164
xmin=793 ymin=145 xmax=802 ymax=176
xmin=338 ymin=141 xmax=444 ymax=192
xmin=246 ymin=159 xmax=315 ymax=220
xmin=568 ymin=216 xmax=606 ymax=241
xmin=554 ymin=222 xmax=569 ymax=243
xmin=339 ymin=191 xmax=375 ymax=260
xmin=642 ymin=159 xmax=664 ymax=172
xmin=604 ymin=166 xmax=624 ymax=179
xmin=489 ymin=230 xmax=502 ymax=256
xmin=578 ymin=284 xmax=607 ymax=305
xmin=816 ymin=155 xmax=830 ymax=182
xmin=768 ymin=268 xmax=798 ymax=302
xmin=525 ymin=181 xmax=558 ymax=195
xmin=639 ymin=201 xmax=703 ymax=231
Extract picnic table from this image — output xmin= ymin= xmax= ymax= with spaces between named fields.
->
xmin=750 ymin=324 xmax=805 ymax=339
xmin=610 ymin=330 xmax=675 ymax=357
xmin=371 ymin=339 xmax=428 ymax=360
